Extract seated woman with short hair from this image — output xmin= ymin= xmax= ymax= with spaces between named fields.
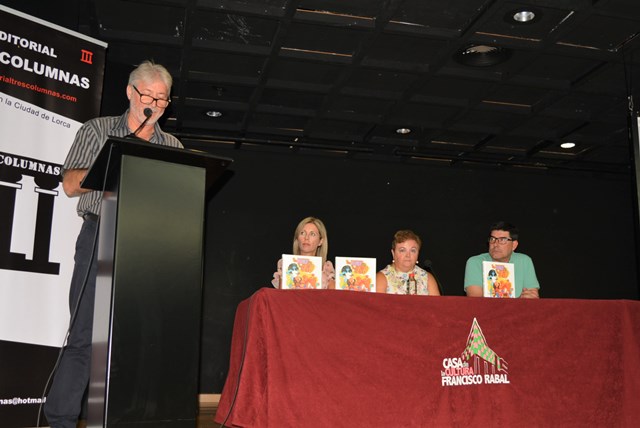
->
xmin=376 ymin=230 xmax=440 ymax=295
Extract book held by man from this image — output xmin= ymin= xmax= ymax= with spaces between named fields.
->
xmin=482 ymin=261 xmax=515 ymax=298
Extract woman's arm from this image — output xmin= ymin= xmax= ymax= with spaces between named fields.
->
xmin=271 ymin=258 xmax=283 ymax=288
xmin=376 ymin=271 xmax=387 ymax=293
xmin=323 ymin=261 xmax=336 ymax=289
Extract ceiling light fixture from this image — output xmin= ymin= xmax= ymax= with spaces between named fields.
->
xmin=206 ymin=110 xmax=222 ymax=118
xmin=505 ymin=8 xmax=541 ymax=25
xmin=453 ymin=44 xmax=512 ymax=67
xmin=513 ymin=11 xmax=535 ymax=23
xmin=560 ymin=142 xmax=576 ymax=149
xmin=396 ymin=128 xmax=411 ymax=134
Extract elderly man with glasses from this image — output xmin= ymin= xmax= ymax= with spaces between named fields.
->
xmin=45 ymin=60 xmax=183 ymax=428
xmin=464 ymin=221 xmax=540 ymax=298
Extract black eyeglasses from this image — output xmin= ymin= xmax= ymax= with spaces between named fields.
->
xmin=488 ymin=236 xmax=513 ymax=245
xmin=132 ymin=85 xmax=170 ymax=108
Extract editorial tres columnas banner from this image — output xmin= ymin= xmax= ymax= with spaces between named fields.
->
xmin=0 ymin=5 xmax=106 ymax=426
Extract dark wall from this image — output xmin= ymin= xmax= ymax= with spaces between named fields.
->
xmin=200 ymin=147 xmax=639 ymax=392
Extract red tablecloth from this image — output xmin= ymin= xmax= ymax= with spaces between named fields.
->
xmin=215 ymin=288 xmax=640 ymax=427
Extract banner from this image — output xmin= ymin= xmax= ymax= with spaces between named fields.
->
xmin=0 ymin=5 xmax=106 ymax=426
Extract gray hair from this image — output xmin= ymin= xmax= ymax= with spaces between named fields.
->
xmin=128 ymin=60 xmax=172 ymax=90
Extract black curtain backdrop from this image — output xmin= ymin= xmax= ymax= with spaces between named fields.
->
xmin=199 ymin=147 xmax=639 ymax=392
xmin=85 ymin=54 xmax=639 ymax=390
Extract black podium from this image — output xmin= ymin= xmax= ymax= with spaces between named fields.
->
xmin=81 ymin=137 xmax=232 ymax=428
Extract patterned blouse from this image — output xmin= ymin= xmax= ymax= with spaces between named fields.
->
xmin=380 ymin=264 xmax=430 ymax=295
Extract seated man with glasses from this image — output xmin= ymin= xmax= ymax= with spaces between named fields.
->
xmin=463 ymin=221 xmax=540 ymax=298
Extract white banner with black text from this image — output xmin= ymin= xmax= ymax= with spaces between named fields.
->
xmin=0 ymin=5 xmax=106 ymax=426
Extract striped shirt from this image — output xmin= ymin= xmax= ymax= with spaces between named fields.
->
xmin=62 ymin=110 xmax=183 ymax=216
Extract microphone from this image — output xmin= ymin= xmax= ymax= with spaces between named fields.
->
xmin=423 ymin=259 xmax=444 ymax=296
xmin=127 ymin=108 xmax=153 ymax=138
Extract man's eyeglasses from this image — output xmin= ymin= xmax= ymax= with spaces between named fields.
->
xmin=132 ymin=85 xmax=170 ymax=108
xmin=488 ymin=236 xmax=513 ymax=245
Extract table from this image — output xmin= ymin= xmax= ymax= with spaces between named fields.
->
xmin=215 ymin=288 xmax=640 ymax=427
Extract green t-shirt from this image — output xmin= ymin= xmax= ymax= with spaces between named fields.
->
xmin=464 ymin=252 xmax=540 ymax=297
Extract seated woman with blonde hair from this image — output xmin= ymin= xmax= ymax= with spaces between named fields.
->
xmin=272 ymin=217 xmax=336 ymax=289
xmin=376 ymin=230 xmax=440 ymax=295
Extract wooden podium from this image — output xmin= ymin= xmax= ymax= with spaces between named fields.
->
xmin=81 ymin=137 xmax=232 ymax=427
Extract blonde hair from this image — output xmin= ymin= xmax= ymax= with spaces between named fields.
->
xmin=292 ymin=217 xmax=328 ymax=263
xmin=391 ymin=229 xmax=422 ymax=250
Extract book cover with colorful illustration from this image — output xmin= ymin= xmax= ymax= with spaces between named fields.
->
xmin=335 ymin=257 xmax=376 ymax=292
xmin=281 ymin=254 xmax=323 ymax=289
xmin=482 ymin=261 xmax=515 ymax=298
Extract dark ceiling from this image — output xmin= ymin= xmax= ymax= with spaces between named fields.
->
xmin=9 ymin=0 xmax=640 ymax=175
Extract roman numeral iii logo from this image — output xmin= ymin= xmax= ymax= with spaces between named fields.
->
xmin=80 ymin=49 xmax=93 ymax=64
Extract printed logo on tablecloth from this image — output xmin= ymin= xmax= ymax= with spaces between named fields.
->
xmin=441 ymin=318 xmax=510 ymax=387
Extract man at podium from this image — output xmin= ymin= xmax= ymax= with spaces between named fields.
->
xmin=45 ymin=60 xmax=183 ymax=428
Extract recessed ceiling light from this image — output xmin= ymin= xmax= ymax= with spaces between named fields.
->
xmin=513 ymin=11 xmax=535 ymax=23
xmin=505 ymin=9 xmax=541 ymax=24
xmin=206 ymin=110 xmax=222 ymax=118
xmin=560 ymin=142 xmax=576 ymax=149
xmin=396 ymin=128 xmax=411 ymax=134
